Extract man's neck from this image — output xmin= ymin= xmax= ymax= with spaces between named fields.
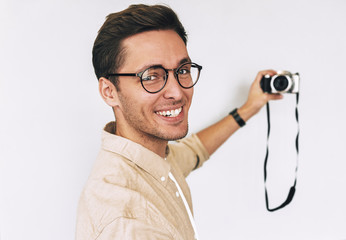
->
xmin=111 ymin=122 xmax=168 ymax=158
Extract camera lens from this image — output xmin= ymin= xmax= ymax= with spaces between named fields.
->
xmin=273 ymin=76 xmax=289 ymax=91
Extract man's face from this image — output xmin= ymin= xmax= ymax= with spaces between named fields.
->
xmin=114 ymin=30 xmax=194 ymax=143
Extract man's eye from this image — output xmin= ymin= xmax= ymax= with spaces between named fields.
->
xmin=142 ymin=75 xmax=158 ymax=81
xmin=178 ymin=69 xmax=190 ymax=75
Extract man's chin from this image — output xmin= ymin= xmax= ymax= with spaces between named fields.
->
xmin=165 ymin=133 xmax=188 ymax=141
xmin=159 ymin=126 xmax=189 ymax=141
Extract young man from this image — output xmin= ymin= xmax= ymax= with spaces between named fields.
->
xmin=76 ymin=4 xmax=282 ymax=240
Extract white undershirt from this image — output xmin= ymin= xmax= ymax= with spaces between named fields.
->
xmin=168 ymin=171 xmax=200 ymax=240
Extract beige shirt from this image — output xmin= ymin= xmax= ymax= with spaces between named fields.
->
xmin=76 ymin=122 xmax=209 ymax=240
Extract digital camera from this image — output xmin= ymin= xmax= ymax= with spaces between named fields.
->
xmin=260 ymin=71 xmax=300 ymax=94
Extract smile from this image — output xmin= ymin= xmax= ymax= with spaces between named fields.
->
xmin=155 ymin=107 xmax=182 ymax=117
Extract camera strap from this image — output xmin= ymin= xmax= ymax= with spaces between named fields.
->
xmin=264 ymin=93 xmax=300 ymax=212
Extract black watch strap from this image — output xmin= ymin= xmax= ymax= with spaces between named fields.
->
xmin=229 ymin=108 xmax=246 ymax=127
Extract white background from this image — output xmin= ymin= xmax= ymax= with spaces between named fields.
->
xmin=1 ymin=0 xmax=346 ymax=239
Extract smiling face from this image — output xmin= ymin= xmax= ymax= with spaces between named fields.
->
xmin=111 ymin=30 xmax=194 ymax=150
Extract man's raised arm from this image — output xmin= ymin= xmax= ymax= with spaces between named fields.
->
xmin=196 ymin=70 xmax=283 ymax=156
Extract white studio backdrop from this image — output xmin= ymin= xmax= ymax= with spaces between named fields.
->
xmin=1 ymin=0 xmax=346 ymax=239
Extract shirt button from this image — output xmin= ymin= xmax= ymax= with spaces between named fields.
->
xmin=161 ymin=176 xmax=166 ymax=182
xmin=176 ymin=191 xmax=180 ymax=197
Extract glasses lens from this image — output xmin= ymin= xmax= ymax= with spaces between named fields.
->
xmin=177 ymin=63 xmax=200 ymax=88
xmin=141 ymin=67 xmax=167 ymax=93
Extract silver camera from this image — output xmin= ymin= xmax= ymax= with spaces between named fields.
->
xmin=260 ymin=71 xmax=300 ymax=94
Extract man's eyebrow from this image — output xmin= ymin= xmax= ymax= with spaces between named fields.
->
xmin=135 ymin=63 xmax=163 ymax=72
xmin=135 ymin=57 xmax=192 ymax=72
xmin=179 ymin=57 xmax=191 ymax=65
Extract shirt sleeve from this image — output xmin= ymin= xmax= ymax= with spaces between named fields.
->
xmin=96 ymin=217 xmax=174 ymax=240
xmin=168 ymin=134 xmax=210 ymax=178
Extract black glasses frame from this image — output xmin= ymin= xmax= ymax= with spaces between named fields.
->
xmin=106 ymin=62 xmax=202 ymax=94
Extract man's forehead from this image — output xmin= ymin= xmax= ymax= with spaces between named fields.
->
xmin=120 ymin=29 xmax=189 ymax=71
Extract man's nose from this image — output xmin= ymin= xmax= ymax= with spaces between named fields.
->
xmin=162 ymin=71 xmax=184 ymax=99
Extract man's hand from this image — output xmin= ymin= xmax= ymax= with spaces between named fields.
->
xmin=238 ymin=70 xmax=283 ymax=121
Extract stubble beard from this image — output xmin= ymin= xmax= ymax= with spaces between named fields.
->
xmin=126 ymin=114 xmax=189 ymax=143
xmin=153 ymin=123 xmax=189 ymax=141
xmin=118 ymin=94 xmax=189 ymax=143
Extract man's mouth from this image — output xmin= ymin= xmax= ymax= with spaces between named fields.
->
xmin=155 ymin=107 xmax=182 ymax=118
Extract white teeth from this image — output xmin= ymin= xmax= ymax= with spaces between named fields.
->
xmin=156 ymin=107 xmax=182 ymax=117
xmin=175 ymin=109 xmax=179 ymax=115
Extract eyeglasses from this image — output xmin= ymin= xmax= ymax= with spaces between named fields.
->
xmin=107 ymin=62 xmax=202 ymax=94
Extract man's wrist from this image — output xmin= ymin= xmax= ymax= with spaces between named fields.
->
xmin=238 ymin=102 xmax=261 ymax=121
xmin=229 ymin=108 xmax=246 ymax=127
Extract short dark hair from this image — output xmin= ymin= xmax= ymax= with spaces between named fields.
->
xmin=92 ymin=4 xmax=188 ymax=86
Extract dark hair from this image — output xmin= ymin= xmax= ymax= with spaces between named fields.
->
xmin=92 ymin=4 xmax=188 ymax=86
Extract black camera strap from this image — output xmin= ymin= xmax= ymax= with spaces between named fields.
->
xmin=264 ymin=93 xmax=300 ymax=212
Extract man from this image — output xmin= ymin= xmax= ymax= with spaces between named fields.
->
xmin=76 ymin=4 xmax=282 ymax=240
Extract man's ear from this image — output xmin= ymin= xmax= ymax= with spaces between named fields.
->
xmin=98 ymin=77 xmax=121 ymax=107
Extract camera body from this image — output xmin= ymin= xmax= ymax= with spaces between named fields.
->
xmin=260 ymin=71 xmax=300 ymax=94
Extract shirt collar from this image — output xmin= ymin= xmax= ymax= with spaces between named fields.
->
xmin=101 ymin=122 xmax=171 ymax=185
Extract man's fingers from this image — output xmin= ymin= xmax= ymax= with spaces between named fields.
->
xmin=267 ymin=93 xmax=284 ymax=100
